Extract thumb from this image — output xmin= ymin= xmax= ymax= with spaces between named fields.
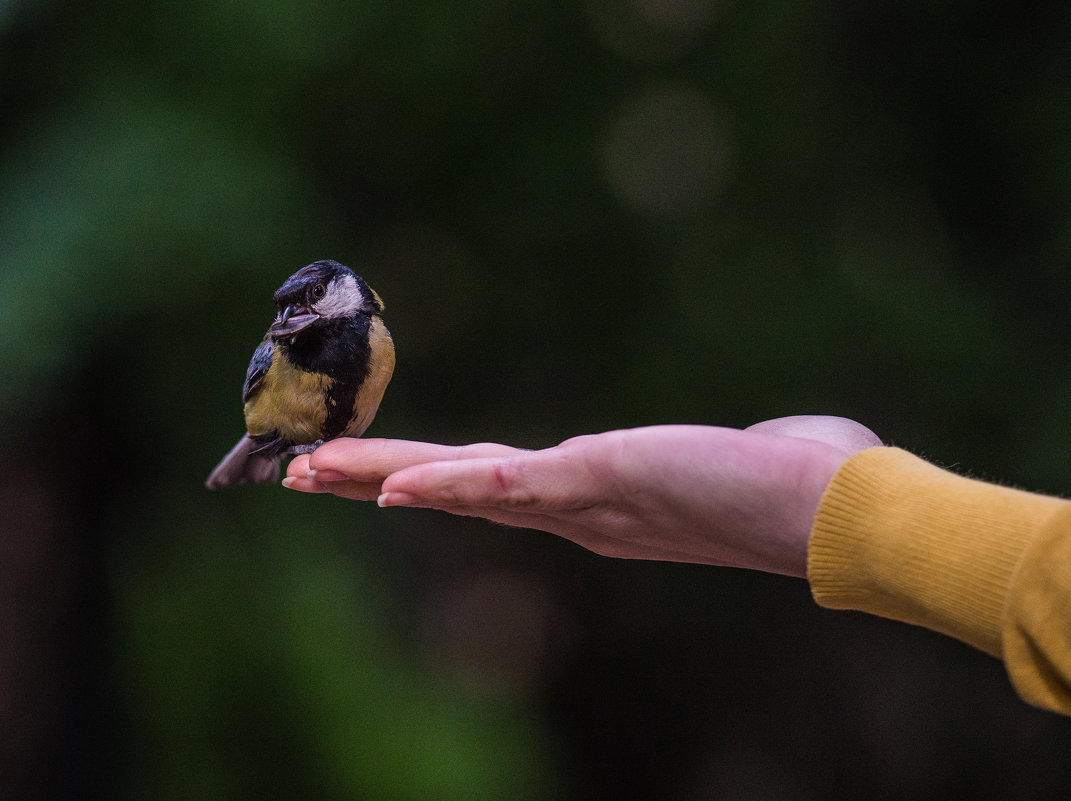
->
xmin=745 ymin=415 xmax=882 ymax=456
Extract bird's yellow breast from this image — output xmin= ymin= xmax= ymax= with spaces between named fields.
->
xmin=343 ymin=316 xmax=395 ymax=437
xmin=243 ymin=352 xmax=331 ymax=443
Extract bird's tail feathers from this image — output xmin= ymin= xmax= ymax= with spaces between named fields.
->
xmin=205 ymin=435 xmax=281 ymax=489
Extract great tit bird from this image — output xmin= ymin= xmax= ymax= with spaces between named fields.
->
xmin=206 ymin=259 xmax=395 ymax=489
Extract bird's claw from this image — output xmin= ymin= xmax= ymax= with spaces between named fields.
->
xmin=286 ymin=440 xmax=325 ymax=456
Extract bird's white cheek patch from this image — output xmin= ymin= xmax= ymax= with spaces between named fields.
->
xmin=314 ymin=273 xmax=364 ymax=318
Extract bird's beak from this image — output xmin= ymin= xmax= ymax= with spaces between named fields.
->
xmin=270 ymin=304 xmax=320 ymax=338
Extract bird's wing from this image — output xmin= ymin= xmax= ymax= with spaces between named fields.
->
xmin=242 ymin=338 xmax=274 ymax=404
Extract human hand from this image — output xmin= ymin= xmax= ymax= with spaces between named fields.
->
xmin=283 ymin=416 xmax=881 ymax=577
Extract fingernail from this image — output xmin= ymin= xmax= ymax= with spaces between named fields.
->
xmin=377 ymin=491 xmax=420 ymax=508
xmin=281 ymin=477 xmax=297 ymax=489
xmin=306 ymin=469 xmax=349 ymax=482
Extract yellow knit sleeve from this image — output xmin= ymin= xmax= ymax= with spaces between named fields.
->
xmin=808 ymin=447 xmax=1071 ymax=715
xmin=1003 ymin=504 xmax=1071 ymax=712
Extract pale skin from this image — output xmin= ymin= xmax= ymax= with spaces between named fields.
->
xmin=282 ymin=415 xmax=882 ymax=578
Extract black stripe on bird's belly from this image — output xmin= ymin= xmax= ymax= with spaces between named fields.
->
xmin=280 ymin=316 xmax=372 ymax=440
xmin=321 ymin=375 xmax=362 ymax=439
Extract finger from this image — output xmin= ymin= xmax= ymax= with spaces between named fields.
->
xmin=281 ymin=475 xmax=329 ymax=493
xmin=305 ymin=438 xmax=522 ymax=483
xmin=378 ymin=449 xmax=593 ymax=512
xmin=284 ymin=451 xmax=349 ymax=482
xmin=318 ymin=480 xmax=385 ymax=501
xmin=286 ymin=453 xmax=313 ymax=479
xmin=284 ymin=455 xmax=370 ymax=496
xmin=282 ymin=474 xmax=383 ymax=500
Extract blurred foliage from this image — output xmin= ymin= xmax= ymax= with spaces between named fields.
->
xmin=3 ymin=0 xmax=1071 ymax=799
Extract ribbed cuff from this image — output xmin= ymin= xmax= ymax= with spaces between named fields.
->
xmin=808 ymin=448 xmax=1064 ymax=656
xmin=1001 ymin=504 xmax=1071 ymax=712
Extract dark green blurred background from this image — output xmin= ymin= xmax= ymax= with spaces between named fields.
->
xmin=3 ymin=0 xmax=1071 ymax=798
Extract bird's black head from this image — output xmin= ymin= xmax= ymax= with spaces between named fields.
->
xmin=269 ymin=260 xmax=384 ymax=339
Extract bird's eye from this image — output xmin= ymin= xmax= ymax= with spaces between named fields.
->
xmin=311 ymin=283 xmax=326 ymax=300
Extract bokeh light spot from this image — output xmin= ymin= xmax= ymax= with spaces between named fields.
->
xmin=604 ymin=86 xmax=730 ymax=218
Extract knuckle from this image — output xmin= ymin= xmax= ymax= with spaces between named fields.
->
xmin=492 ymin=459 xmax=538 ymax=508
xmin=492 ymin=459 xmax=514 ymax=493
